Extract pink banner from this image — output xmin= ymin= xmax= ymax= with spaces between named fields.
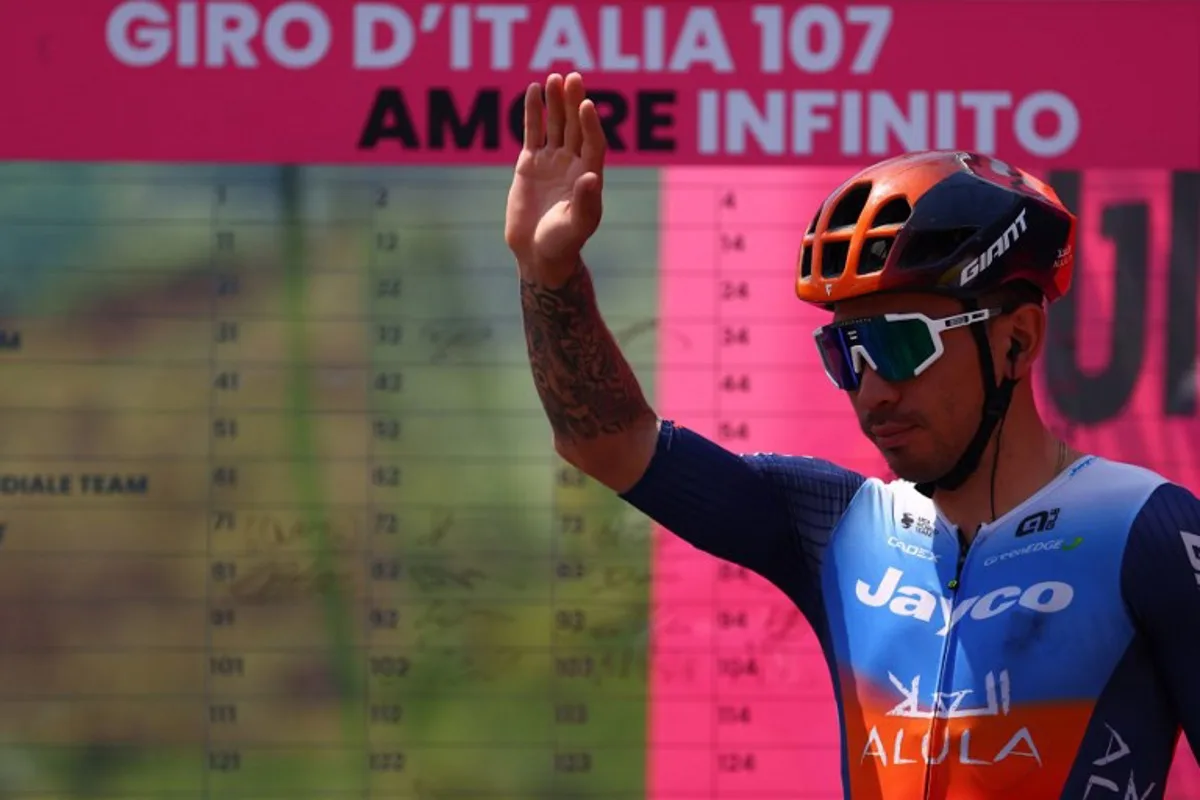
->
xmin=0 ymin=0 xmax=1198 ymax=166
xmin=656 ymin=165 xmax=1200 ymax=798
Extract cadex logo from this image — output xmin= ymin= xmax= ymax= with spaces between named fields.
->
xmin=855 ymin=567 xmax=1074 ymax=637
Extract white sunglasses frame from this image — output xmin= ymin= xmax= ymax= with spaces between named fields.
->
xmin=813 ymin=307 xmax=1001 ymax=389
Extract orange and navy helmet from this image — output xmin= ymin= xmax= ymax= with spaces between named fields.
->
xmin=795 ymin=151 xmax=1076 ymax=309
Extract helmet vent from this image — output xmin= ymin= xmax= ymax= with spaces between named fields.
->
xmin=820 ymin=240 xmax=850 ymax=279
xmin=799 ymin=244 xmax=813 ymax=278
xmin=828 ymin=182 xmax=872 ymax=229
xmin=858 ymin=236 xmax=893 ymax=275
xmin=871 ymin=197 xmax=912 ymax=228
xmin=896 ymin=227 xmax=978 ymax=270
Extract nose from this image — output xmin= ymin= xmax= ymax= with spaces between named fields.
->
xmin=854 ymin=365 xmax=901 ymax=413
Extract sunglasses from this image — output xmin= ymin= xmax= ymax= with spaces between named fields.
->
xmin=814 ymin=308 xmax=1000 ymax=391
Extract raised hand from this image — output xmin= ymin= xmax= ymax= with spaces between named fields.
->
xmin=504 ymin=72 xmax=607 ymax=278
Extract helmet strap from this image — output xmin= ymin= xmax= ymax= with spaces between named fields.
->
xmin=914 ymin=298 xmax=1017 ymax=499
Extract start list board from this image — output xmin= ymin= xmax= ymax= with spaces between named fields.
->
xmin=0 ymin=165 xmax=666 ymax=798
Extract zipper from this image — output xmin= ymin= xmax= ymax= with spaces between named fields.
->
xmin=920 ymin=527 xmax=973 ymax=800
xmin=949 ymin=532 xmax=968 ymax=591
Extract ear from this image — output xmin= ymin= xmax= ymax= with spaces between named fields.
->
xmin=1001 ymin=304 xmax=1045 ymax=380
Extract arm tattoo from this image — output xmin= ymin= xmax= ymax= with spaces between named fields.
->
xmin=520 ymin=264 xmax=654 ymax=444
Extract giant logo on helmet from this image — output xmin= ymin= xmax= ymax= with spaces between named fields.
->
xmin=958 ymin=207 xmax=1029 ymax=287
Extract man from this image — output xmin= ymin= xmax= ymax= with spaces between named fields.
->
xmin=506 ymin=71 xmax=1200 ymax=799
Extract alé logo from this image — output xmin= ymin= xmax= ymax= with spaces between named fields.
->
xmin=855 ymin=567 xmax=1075 ymax=637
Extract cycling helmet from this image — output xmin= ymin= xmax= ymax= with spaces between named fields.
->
xmin=796 ymin=150 xmax=1078 ymax=498
xmin=796 ymin=150 xmax=1075 ymax=307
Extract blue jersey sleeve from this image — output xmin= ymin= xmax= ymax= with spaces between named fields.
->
xmin=1121 ymin=481 xmax=1200 ymax=758
xmin=618 ymin=419 xmax=866 ymax=616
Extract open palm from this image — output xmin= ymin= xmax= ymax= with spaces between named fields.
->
xmin=505 ymin=73 xmax=607 ymax=273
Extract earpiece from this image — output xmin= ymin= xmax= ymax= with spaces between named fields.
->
xmin=1004 ymin=339 xmax=1022 ymax=380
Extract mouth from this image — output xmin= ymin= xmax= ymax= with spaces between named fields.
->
xmin=870 ymin=423 xmax=918 ymax=449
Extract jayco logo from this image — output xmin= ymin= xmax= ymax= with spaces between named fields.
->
xmin=854 ymin=567 xmax=1074 ymax=637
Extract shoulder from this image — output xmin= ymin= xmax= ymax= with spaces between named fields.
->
xmin=1062 ymin=454 xmax=1165 ymax=493
xmin=738 ymin=451 xmax=872 ymax=524
xmin=1055 ymin=455 xmax=1177 ymax=529
xmin=796 ymin=471 xmax=939 ymax=535
xmin=1075 ymin=457 xmax=1200 ymax=594
xmin=1116 ymin=470 xmax=1200 ymax=623
xmin=740 ymin=450 xmax=868 ymax=489
xmin=1049 ymin=456 xmax=1200 ymax=566
xmin=1125 ymin=473 xmax=1200 ymax=551
xmin=734 ymin=448 xmax=868 ymax=496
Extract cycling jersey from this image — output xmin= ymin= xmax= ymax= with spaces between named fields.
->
xmin=620 ymin=419 xmax=1200 ymax=800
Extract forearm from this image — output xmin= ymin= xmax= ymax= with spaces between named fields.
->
xmin=519 ymin=258 xmax=658 ymax=490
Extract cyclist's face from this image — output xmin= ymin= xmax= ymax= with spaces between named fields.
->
xmin=831 ymin=292 xmax=988 ymax=484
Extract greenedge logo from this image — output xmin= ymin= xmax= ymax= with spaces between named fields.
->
xmin=983 ymin=536 xmax=1083 ymax=567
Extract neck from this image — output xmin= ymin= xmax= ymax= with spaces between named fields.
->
xmin=933 ymin=401 xmax=1081 ymax=541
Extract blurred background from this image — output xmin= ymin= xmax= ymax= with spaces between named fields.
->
xmin=0 ymin=163 xmax=661 ymax=797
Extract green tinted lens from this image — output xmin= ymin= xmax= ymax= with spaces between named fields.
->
xmin=856 ymin=317 xmax=939 ymax=381
xmin=818 ymin=316 xmax=941 ymax=390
